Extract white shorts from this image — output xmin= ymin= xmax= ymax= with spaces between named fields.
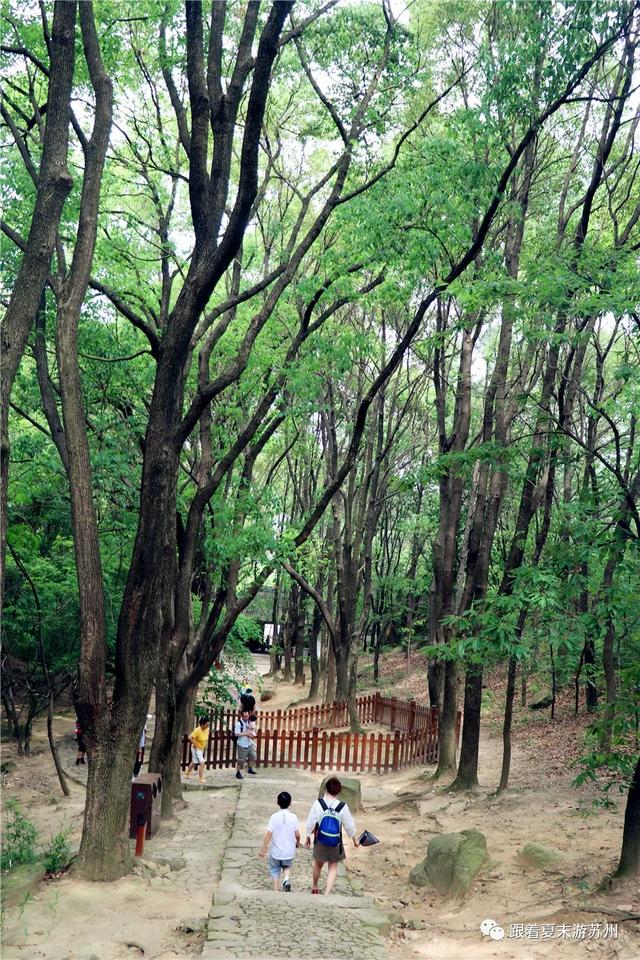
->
xmin=191 ymin=747 xmax=205 ymax=765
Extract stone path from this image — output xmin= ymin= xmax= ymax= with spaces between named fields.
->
xmin=202 ymin=769 xmax=389 ymax=960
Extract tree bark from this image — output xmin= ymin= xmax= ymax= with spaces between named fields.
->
xmin=498 ymin=655 xmax=517 ymax=793
xmin=616 ymin=754 xmax=640 ymax=877
xmin=435 ymin=660 xmax=458 ymax=778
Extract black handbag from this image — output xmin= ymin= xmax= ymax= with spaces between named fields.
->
xmin=358 ymin=830 xmax=380 ymax=846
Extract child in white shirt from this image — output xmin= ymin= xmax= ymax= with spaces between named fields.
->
xmin=259 ymin=791 xmax=300 ymax=892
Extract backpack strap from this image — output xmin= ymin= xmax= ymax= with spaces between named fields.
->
xmin=318 ymin=799 xmax=328 ymax=812
xmin=335 ymin=801 xmax=345 ymax=813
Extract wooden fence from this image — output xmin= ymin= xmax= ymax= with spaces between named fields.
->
xmin=181 ymin=694 xmax=461 ymax=774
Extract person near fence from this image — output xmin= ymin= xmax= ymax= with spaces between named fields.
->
xmin=259 ymin=790 xmax=300 ymax=892
xmin=234 ymin=708 xmax=257 ymax=780
xmin=305 ymin=777 xmax=359 ymax=895
xmin=185 ymin=716 xmax=210 ymax=783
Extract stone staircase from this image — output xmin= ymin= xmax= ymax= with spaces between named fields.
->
xmin=202 ymin=770 xmax=389 ymax=960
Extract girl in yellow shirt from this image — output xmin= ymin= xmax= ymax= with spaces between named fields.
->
xmin=185 ymin=717 xmax=210 ymax=783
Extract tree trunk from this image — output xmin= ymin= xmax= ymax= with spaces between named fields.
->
xmin=347 ymin=651 xmax=361 ymax=732
xmin=47 ymin=690 xmax=70 ymax=797
xmin=308 ymin=600 xmax=323 ymax=700
xmin=427 ymin=658 xmax=442 ymax=710
xmin=451 ymin=664 xmax=482 ymax=790
xmin=325 ymin=632 xmax=336 ymax=704
xmin=435 ymin=659 xmax=457 ymax=778
xmin=75 ymin=731 xmax=137 ymax=881
xmin=616 ymin=754 xmax=640 ymax=877
xmin=334 ymin=640 xmax=349 ymax=703
xmin=372 ymin=623 xmax=381 ymax=684
xmin=294 ymin=597 xmax=306 ymax=684
xmin=583 ymin=638 xmax=598 ymax=712
xmin=498 ymin=655 xmax=517 ymax=792
xmin=148 ymin=661 xmax=184 ymax=816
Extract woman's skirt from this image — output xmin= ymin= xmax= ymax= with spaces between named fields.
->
xmin=313 ymin=840 xmax=345 ymax=863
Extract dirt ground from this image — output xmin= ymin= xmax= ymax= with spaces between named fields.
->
xmin=1 ymin=657 xmax=639 ymax=960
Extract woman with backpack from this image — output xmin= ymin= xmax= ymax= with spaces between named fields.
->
xmin=305 ymin=777 xmax=359 ymax=894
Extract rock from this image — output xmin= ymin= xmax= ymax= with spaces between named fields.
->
xmin=450 ymin=830 xmax=488 ymax=897
xmin=409 ymin=829 xmax=488 ymax=898
xmin=406 ymin=919 xmax=426 ymax=930
xmin=518 ymin=843 xmax=565 ymax=871
xmin=358 ymin=909 xmax=392 ymax=936
xmin=319 ymin=775 xmax=362 ymax=811
xmin=409 ymin=860 xmax=430 ymax=887
xmin=0 ymin=760 xmax=17 ymax=774
xmin=259 ymin=690 xmax=274 ymax=702
xmin=0 ymin=861 xmax=46 ymax=909
xmin=529 ymin=690 xmax=553 ymax=710
xmin=163 ymin=856 xmax=186 ymax=871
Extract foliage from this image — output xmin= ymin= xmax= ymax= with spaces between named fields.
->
xmin=42 ymin=831 xmax=72 ymax=876
xmin=0 ymin=800 xmax=39 ymax=872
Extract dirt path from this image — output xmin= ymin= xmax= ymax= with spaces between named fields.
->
xmin=2 ymin=778 xmax=240 ymax=960
xmin=204 ymin=769 xmax=389 ymax=960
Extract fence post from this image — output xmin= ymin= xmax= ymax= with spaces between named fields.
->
xmin=392 ymin=729 xmax=401 ymax=771
xmin=408 ymin=700 xmax=416 ymax=734
xmin=390 ymin=697 xmax=397 ymax=729
xmin=455 ymin=709 xmax=462 ymax=747
xmin=311 ymin=727 xmax=319 ymax=772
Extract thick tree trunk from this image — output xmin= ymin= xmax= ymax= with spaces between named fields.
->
xmin=451 ymin=665 xmax=482 ymax=790
xmin=435 ymin=660 xmax=458 ymax=778
xmin=334 ymin=640 xmax=349 ymax=703
xmin=427 ymin=658 xmax=442 ymax=710
xmin=616 ymin=755 xmax=640 ymax=877
xmin=76 ymin=730 xmax=137 ymax=881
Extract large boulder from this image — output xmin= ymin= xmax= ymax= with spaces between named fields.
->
xmin=259 ymin=689 xmax=274 ymax=703
xmin=319 ymin=775 xmax=362 ymax=812
xmin=409 ymin=829 xmax=487 ymax=898
xmin=529 ymin=690 xmax=553 ymax=710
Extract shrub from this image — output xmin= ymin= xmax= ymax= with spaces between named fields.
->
xmin=1 ymin=799 xmax=38 ymax=871
xmin=43 ymin=831 xmax=72 ymax=874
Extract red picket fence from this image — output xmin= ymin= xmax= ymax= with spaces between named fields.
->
xmin=181 ymin=693 xmax=461 ymax=774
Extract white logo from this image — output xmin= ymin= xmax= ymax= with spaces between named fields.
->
xmin=480 ymin=919 xmax=505 ymax=941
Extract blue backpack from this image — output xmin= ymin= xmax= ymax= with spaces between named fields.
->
xmin=317 ymin=799 xmax=345 ymax=847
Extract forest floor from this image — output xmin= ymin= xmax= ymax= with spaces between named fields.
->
xmin=1 ymin=653 xmax=639 ymax=960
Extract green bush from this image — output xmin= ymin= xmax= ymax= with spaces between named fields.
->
xmin=42 ymin=831 xmax=72 ymax=874
xmin=1 ymin=799 xmax=38 ymax=871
